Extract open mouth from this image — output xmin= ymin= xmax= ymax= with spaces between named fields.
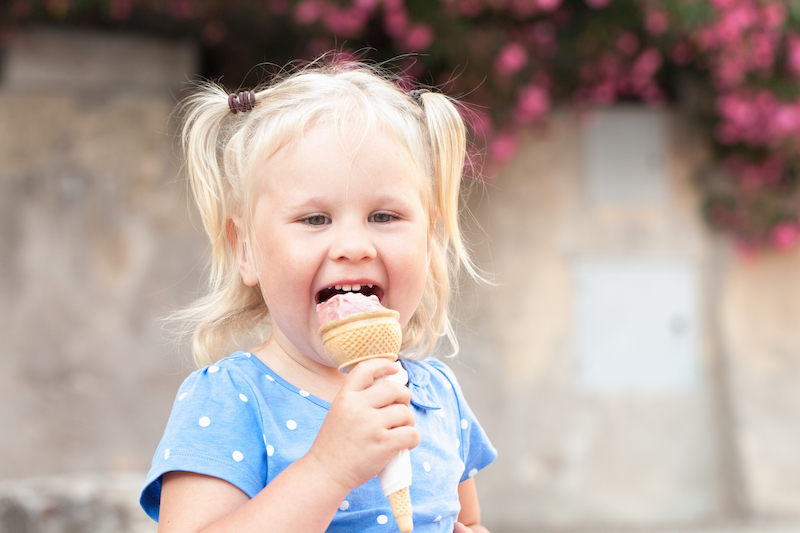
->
xmin=316 ymin=283 xmax=383 ymax=305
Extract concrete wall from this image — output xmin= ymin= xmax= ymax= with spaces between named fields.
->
xmin=1 ymin=28 xmax=799 ymax=533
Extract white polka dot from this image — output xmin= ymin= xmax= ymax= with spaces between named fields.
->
xmin=377 ymin=515 xmax=388 ymax=525
xmin=239 ymin=393 xmax=248 ymax=402
xmin=299 ymin=390 xmax=310 ymax=397
xmin=286 ymin=420 xmax=297 ymax=430
xmin=178 ymin=393 xmax=188 ymax=401
xmin=208 ymin=366 xmax=220 ymax=373
xmin=267 ymin=445 xmax=274 ymax=457
xmin=461 ymin=419 xmax=469 ymax=429
xmin=232 ymin=451 xmax=244 ymax=462
xmin=469 ymin=468 xmax=478 ymax=478
xmin=164 ymin=449 xmax=170 ymax=460
xmin=339 ymin=500 xmax=350 ymax=511
xmin=199 ymin=416 xmax=211 ymax=427
xmin=455 ymin=438 xmax=460 ymax=449
xmin=245 ymin=352 xmax=252 ymax=357
xmin=436 ymin=409 xmax=445 ymax=418
xmin=423 ymin=461 xmax=431 ymax=472
xmin=266 ymin=374 xmax=275 ymax=382
xmin=434 ymin=515 xmax=442 ymax=522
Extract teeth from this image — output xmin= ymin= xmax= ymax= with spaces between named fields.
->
xmin=331 ymin=284 xmax=371 ymax=293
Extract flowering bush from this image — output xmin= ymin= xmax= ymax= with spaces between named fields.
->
xmin=5 ymin=0 xmax=800 ymax=250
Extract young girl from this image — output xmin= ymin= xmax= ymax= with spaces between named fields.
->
xmin=140 ymin=59 xmax=496 ymax=533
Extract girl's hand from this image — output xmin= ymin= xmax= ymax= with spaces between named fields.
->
xmin=454 ymin=523 xmax=473 ymax=533
xmin=308 ymin=358 xmax=421 ymax=492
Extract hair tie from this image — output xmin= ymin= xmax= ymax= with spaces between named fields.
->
xmin=228 ymin=90 xmax=257 ymax=114
xmin=407 ymin=89 xmax=429 ymax=106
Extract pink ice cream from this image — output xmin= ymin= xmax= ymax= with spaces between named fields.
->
xmin=316 ymin=292 xmax=386 ymax=325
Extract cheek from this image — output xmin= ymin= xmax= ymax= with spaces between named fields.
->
xmin=388 ymin=233 xmax=431 ymax=311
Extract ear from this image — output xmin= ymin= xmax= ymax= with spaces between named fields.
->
xmin=226 ymin=215 xmax=259 ymax=287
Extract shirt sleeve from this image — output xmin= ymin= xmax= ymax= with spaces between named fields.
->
xmin=140 ymin=363 xmax=267 ymax=521
xmin=428 ymin=359 xmax=498 ymax=483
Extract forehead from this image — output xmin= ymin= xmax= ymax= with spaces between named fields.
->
xmin=263 ymin=121 xmax=427 ymax=193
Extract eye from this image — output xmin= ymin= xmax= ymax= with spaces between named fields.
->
xmin=369 ymin=212 xmax=397 ymax=223
xmin=303 ymin=214 xmax=330 ymax=226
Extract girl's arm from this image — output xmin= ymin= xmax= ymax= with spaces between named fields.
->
xmin=157 ymin=358 xmax=420 ymax=533
xmin=455 ymin=478 xmax=491 ymax=533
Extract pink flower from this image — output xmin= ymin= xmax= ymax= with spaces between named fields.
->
xmin=495 ymin=42 xmax=528 ymax=77
xmin=403 ymin=23 xmax=433 ymax=51
xmin=617 ymin=32 xmax=639 ymax=57
xmin=384 ymin=7 xmax=409 ymax=38
xmin=323 ymin=7 xmax=368 ymax=37
xmin=645 ymin=10 xmax=669 ymax=35
xmin=787 ymin=33 xmax=800 ymax=77
xmin=530 ymin=21 xmax=557 ymax=57
xmin=514 ymin=84 xmax=550 ymax=123
xmin=771 ymin=222 xmax=799 ymax=250
xmin=458 ymin=0 xmax=482 ymax=17
xmin=489 ymin=132 xmax=520 ymax=164
xmin=750 ymin=31 xmax=777 ymax=70
xmin=585 ymin=0 xmax=611 ymax=9
xmin=510 ymin=0 xmax=538 ymax=18
xmin=295 ymin=0 xmax=322 ymax=24
xmin=536 ymin=0 xmax=561 ymax=12
xmin=671 ymin=41 xmax=693 ymax=65
xmin=633 ymin=48 xmax=663 ymax=77
xmin=763 ymin=2 xmax=787 ymax=29
xmin=772 ymin=104 xmax=800 ymax=136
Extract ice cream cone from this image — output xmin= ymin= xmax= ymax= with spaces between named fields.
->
xmin=318 ymin=303 xmax=413 ymax=531
xmin=387 ymin=486 xmax=413 ymax=533
xmin=318 ymin=309 xmax=402 ymax=372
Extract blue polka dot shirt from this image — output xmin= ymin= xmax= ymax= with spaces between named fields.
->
xmin=140 ymin=351 xmax=497 ymax=531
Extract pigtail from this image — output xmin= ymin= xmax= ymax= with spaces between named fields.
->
xmin=171 ymin=83 xmax=267 ymax=367
xmin=405 ymin=91 xmax=485 ymax=357
xmin=181 ymin=83 xmax=233 ymax=280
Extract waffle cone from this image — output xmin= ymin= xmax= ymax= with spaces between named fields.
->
xmin=319 ymin=309 xmax=402 ymax=372
xmin=387 ymin=486 xmax=413 ymax=532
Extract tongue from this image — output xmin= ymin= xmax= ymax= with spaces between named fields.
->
xmin=316 ymin=292 xmax=386 ymax=325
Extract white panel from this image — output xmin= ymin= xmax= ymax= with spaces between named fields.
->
xmin=573 ymin=257 xmax=699 ymax=391
xmin=582 ymin=108 xmax=668 ymax=204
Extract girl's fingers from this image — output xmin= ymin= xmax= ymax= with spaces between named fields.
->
xmin=362 ymin=380 xmax=411 ymax=409
xmin=377 ymin=402 xmax=416 ymax=429
xmin=340 ymin=358 xmax=400 ymax=392
xmin=453 ymin=522 xmax=473 ymax=533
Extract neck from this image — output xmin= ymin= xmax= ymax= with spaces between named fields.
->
xmin=252 ymin=336 xmax=345 ymax=402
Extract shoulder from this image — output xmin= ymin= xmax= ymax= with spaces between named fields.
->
xmin=180 ymin=352 xmax=262 ymax=392
xmin=168 ymin=352 xmax=268 ymax=428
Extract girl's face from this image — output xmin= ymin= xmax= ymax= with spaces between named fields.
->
xmin=238 ymin=122 xmax=431 ymax=368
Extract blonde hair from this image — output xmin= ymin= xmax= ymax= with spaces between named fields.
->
xmin=175 ymin=59 xmax=482 ymax=368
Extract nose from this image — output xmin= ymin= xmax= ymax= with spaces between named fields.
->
xmin=328 ymin=220 xmax=377 ymax=262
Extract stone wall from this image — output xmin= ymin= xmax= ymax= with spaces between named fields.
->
xmin=1 ymin=28 xmax=799 ymax=533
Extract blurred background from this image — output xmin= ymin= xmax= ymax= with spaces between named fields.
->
xmin=1 ymin=1 xmax=800 ymax=532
